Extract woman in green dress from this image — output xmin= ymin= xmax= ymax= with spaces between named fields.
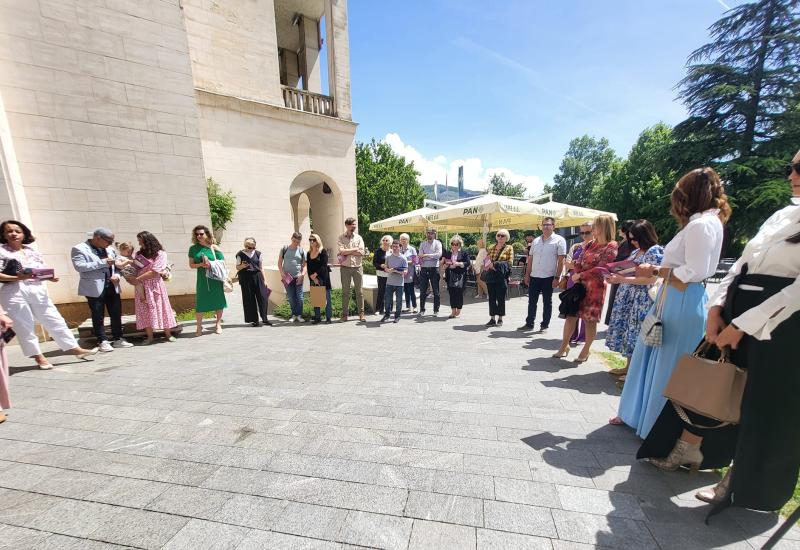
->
xmin=188 ymin=225 xmax=226 ymax=335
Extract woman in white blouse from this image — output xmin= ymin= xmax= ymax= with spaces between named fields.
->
xmin=613 ymin=168 xmax=728 ymax=443
xmin=644 ymin=151 xmax=800 ymax=518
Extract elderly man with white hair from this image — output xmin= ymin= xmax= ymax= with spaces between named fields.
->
xmin=71 ymin=228 xmax=133 ymax=352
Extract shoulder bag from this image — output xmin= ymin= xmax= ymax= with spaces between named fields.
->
xmin=640 ymin=270 xmax=670 ymax=347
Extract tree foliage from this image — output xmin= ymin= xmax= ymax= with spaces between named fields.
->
xmin=356 ymin=139 xmax=427 ymax=250
xmin=206 ymin=177 xmax=236 ymax=234
xmin=486 ymin=173 xmax=527 ymax=197
xmin=547 ymin=136 xmax=618 ymax=206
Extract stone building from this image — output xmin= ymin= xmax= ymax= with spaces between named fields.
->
xmin=0 ymin=0 xmax=356 ymax=318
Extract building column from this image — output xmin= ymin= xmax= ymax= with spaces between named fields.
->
xmin=324 ymin=0 xmax=352 ymax=120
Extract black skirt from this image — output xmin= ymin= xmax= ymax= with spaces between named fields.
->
xmin=637 ymin=270 xmax=799 ymax=512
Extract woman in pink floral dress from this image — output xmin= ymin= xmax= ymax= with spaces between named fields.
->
xmin=132 ymin=231 xmax=177 ymax=344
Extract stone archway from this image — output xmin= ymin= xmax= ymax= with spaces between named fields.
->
xmin=289 ymin=171 xmax=343 ymax=256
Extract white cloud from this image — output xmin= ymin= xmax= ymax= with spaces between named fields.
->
xmin=384 ymin=133 xmax=547 ymax=197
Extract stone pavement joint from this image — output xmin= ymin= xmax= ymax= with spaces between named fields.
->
xmin=0 ymin=291 xmax=797 ymax=549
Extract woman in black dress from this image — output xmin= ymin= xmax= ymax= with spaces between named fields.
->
xmin=441 ymin=235 xmax=470 ymax=319
xmin=235 ymin=237 xmax=271 ymax=327
xmin=307 ymin=233 xmax=332 ymax=324
xmin=373 ymin=235 xmax=391 ymax=316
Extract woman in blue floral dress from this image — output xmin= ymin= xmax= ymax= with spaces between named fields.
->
xmin=605 ymin=220 xmax=664 ymax=374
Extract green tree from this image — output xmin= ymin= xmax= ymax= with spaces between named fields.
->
xmin=206 ymin=177 xmax=236 ymax=239
xmin=673 ymin=0 xmax=799 ymax=250
xmin=356 ymin=139 xmax=427 ymax=250
xmin=486 ymin=173 xmax=527 ymax=197
xmin=548 ymin=135 xmax=618 ymax=207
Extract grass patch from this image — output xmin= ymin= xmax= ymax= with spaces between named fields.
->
xmin=273 ymin=288 xmax=372 ymax=320
xmin=598 ymin=351 xmax=626 ymax=371
xmin=175 ymin=309 xmax=214 ymax=322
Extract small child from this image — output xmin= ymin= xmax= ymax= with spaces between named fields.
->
xmin=115 ymin=242 xmax=146 ymax=302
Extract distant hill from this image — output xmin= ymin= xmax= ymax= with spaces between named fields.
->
xmin=421 ymin=184 xmax=482 ymax=202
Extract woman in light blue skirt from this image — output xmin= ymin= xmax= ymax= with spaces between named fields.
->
xmin=612 ymin=167 xmax=729 ymax=439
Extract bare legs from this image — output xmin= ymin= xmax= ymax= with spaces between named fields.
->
xmin=195 ymin=310 xmax=223 ymax=335
xmin=555 ymin=318 xmax=596 ymax=362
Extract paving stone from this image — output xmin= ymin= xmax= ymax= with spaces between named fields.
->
xmin=32 ymin=533 xmax=135 ymax=549
xmin=0 ymin=489 xmax=61 ymax=528
xmin=272 ymin=502 xmax=349 ymax=539
xmin=161 ymin=519 xmax=250 ymax=550
xmin=215 ymin=494 xmax=288 ymax=529
xmin=404 ymin=490 xmax=484 ymax=527
xmin=476 ymin=528 xmax=553 ymax=550
xmin=551 ymin=509 xmax=658 ymax=549
xmin=83 ymin=507 xmax=190 ymax=549
xmin=337 ymin=510 xmax=414 ymax=550
xmin=555 ymin=485 xmax=646 ymax=520
xmin=84 ymin=477 xmax=170 ymax=508
xmin=408 ymin=520 xmax=476 ymax=549
xmin=236 ymin=530 xmax=343 ymax=550
xmin=0 ymin=523 xmax=50 ymax=549
xmin=25 ymin=499 xmax=119 ymax=537
xmin=483 ymin=500 xmax=557 ymax=538
xmin=145 ymin=485 xmax=232 ymax=519
xmin=464 ymin=455 xmax=532 ymax=480
xmin=493 ymin=478 xmax=560 ymax=508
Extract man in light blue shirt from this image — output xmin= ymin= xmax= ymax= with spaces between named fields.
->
xmin=417 ymin=228 xmax=442 ymax=315
xmin=520 ymin=217 xmax=566 ymax=333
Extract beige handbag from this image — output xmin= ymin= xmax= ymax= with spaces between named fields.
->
xmin=663 ymin=341 xmax=747 ymax=427
xmin=310 ymin=285 xmax=327 ymax=308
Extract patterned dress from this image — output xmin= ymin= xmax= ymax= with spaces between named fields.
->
xmin=573 ymin=240 xmax=618 ymax=322
xmin=134 ymin=250 xmax=177 ymax=330
xmin=605 ymin=245 xmax=664 ymax=357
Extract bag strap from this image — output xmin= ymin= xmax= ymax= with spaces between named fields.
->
xmin=671 ymin=401 xmax=731 ymax=430
xmin=654 ymin=269 xmax=671 ymax=317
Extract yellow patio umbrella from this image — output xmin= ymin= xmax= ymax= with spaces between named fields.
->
xmin=538 ymin=201 xmax=618 ymax=228
xmin=368 ymin=206 xmax=439 ymax=233
xmin=423 ymin=194 xmax=550 ymax=233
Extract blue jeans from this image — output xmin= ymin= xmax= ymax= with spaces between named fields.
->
xmin=384 ymin=285 xmax=403 ymax=318
xmin=313 ymin=287 xmax=332 ymax=321
xmin=286 ymin=280 xmax=304 ymax=316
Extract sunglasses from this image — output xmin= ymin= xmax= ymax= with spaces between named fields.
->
xmin=786 ymin=162 xmax=800 ymax=177
xmin=580 ymin=231 xmax=592 ymax=236
xmin=245 ymin=246 xmax=255 ymax=250
xmin=195 ymin=232 xmax=206 ymax=237
xmin=309 ymin=238 xmax=317 ymax=242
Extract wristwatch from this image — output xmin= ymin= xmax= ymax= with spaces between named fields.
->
xmin=652 ymin=267 xmax=659 ymax=277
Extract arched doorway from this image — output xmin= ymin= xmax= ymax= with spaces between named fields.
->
xmin=289 ymin=171 xmax=343 ymax=257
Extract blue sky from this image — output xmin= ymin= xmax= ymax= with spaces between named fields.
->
xmin=348 ymin=0 xmax=743 ymax=195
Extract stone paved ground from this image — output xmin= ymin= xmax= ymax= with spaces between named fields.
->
xmin=1 ymin=289 xmax=798 ymax=549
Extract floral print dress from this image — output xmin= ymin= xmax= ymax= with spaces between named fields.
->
xmin=573 ymin=240 xmax=618 ymax=322
xmin=605 ymin=245 xmax=664 ymax=357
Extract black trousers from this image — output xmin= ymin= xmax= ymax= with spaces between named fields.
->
xmin=487 ymin=283 xmax=507 ymax=317
xmin=376 ymin=276 xmax=387 ymax=314
xmin=239 ymin=269 xmax=269 ymax=323
xmin=87 ymin=281 xmax=122 ymax=342
xmin=525 ymin=276 xmax=555 ymax=328
xmin=418 ymin=267 xmax=440 ymax=312
xmin=448 ymin=286 xmax=465 ymax=309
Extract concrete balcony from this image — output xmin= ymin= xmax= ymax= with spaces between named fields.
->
xmin=282 ymin=86 xmax=336 ymax=117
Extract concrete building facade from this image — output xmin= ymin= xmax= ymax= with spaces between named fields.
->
xmin=0 ymin=0 xmax=356 ymax=317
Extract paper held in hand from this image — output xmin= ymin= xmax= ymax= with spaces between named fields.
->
xmin=598 ymin=259 xmax=639 ymax=277
xmin=281 ymin=272 xmax=294 ymax=286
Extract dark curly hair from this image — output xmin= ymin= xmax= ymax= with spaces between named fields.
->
xmin=136 ymin=231 xmax=163 ymax=259
xmin=191 ymin=224 xmax=214 ymax=245
xmin=670 ymin=167 xmax=732 ymax=227
xmin=0 ymin=220 xmax=35 ymax=244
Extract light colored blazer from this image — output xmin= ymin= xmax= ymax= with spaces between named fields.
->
xmin=71 ymin=241 xmax=119 ymax=298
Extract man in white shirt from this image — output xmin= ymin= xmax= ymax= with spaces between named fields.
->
xmin=519 ymin=217 xmax=566 ymax=332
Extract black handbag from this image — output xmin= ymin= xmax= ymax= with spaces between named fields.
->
xmin=0 ymin=258 xmax=21 ymax=277
xmin=558 ymin=282 xmax=586 ymax=318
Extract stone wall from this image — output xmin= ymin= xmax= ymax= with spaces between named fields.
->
xmin=0 ymin=0 xmax=210 ymax=304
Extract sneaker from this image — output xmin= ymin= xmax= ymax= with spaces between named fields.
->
xmin=418 ymin=309 xmax=426 ymax=316
xmin=433 ymin=310 xmax=439 ymax=316
xmin=412 ymin=308 xmax=418 ymax=314
xmin=538 ymin=326 xmax=549 ymax=334
xmin=518 ymin=324 xmax=534 ymax=331
xmin=293 ymin=316 xmax=300 ymax=323
xmin=263 ymin=320 xmax=273 ymax=326
xmin=497 ymin=319 xmax=504 ymax=326
xmin=393 ymin=317 xmax=399 ymax=323
xmin=98 ymin=341 xmax=113 ymax=352
xmin=325 ymin=319 xmax=332 ymax=324
xmin=381 ymin=315 xmax=390 ymax=323
xmin=113 ymin=338 xmax=133 ymax=348
xmin=402 ymin=308 xmax=410 ymax=313
xmin=167 ymin=336 xmax=177 ymax=342
xmin=485 ymin=319 xmax=496 ymax=327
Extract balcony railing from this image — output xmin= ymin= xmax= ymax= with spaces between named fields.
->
xmin=281 ymin=86 xmax=336 ymax=117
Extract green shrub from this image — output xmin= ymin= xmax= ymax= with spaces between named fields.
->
xmin=512 ymin=241 xmax=525 ymax=254
xmin=362 ymin=262 xmax=376 ymax=275
xmin=465 ymin=244 xmax=478 ymax=257
xmin=273 ymin=288 xmax=372 ymax=319
xmin=207 ymin=177 xmax=236 ymax=235
xmin=175 ymin=308 xmax=215 ymax=321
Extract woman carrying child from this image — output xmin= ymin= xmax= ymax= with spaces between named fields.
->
xmin=131 ymin=231 xmax=177 ymax=344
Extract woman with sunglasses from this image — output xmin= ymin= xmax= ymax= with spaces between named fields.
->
xmin=235 ymin=237 xmax=271 ymax=327
xmin=307 ymin=233 xmax=332 ymax=324
xmin=441 ymin=235 xmax=469 ymax=319
xmin=188 ymin=225 xmax=226 ymax=335
xmin=638 ymin=153 xmax=800 ymax=519
xmin=483 ymin=229 xmax=514 ymax=326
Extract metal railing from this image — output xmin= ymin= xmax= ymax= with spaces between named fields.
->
xmin=281 ymin=86 xmax=336 ymax=117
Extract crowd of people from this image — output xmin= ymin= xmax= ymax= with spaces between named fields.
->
xmin=0 ymin=156 xmax=798 ymax=524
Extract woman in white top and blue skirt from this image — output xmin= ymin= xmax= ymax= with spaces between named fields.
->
xmin=615 ymin=168 xmax=728 ymax=439
xmin=640 ymin=151 xmax=800 ymax=518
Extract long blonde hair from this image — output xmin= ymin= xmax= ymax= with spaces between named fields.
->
xmin=592 ymin=215 xmax=616 ymax=245
xmin=309 ymin=232 xmax=324 ymax=249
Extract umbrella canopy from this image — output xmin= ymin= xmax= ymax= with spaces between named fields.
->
xmin=368 ymin=206 xmax=438 ymax=233
xmin=423 ymin=194 xmax=549 ymax=232
xmin=538 ymin=201 xmax=618 ymax=228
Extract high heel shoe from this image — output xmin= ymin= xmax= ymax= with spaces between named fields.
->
xmin=573 ymin=354 xmax=589 ymax=364
xmin=552 ymin=347 xmax=570 ymax=359
xmin=696 ymin=469 xmax=732 ymax=504
xmin=649 ymin=439 xmax=704 ymax=474
xmin=75 ymin=348 xmax=98 ymax=361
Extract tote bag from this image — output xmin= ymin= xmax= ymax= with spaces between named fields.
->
xmin=310 ymin=285 xmax=327 ymax=308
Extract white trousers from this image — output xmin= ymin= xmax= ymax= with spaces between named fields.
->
xmin=0 ymin=283 xmax=77 ymax=357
